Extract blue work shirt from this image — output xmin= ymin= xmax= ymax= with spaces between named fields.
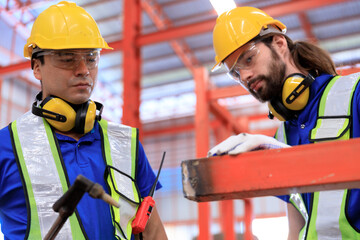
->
xmin=277 ymin=74 xmax=360 ymax=231
xmin=0 ymin=121 xmax=161 ymax=240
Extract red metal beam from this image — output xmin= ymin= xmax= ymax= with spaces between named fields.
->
xmin=141 ymin=0 xmax=200 ymax=73
xmin=182 ymin=137 xmax=360 ymax=202
xmin=0 ymin=61 xmax=29 ymax=75
xmin=194 ymin=67 xmax=211 ymax=240
xmin=209 ymin=85 xmax=249 ymax=100
xmin=298 ymin=12 xmax=317 ymax=43
xmin=137 ymin=18 xmax=215 ymax=46
xmin=122 ymin=0 xmax=142 ymax=129
xmin=219 ymin=200 xmax=236 ymax=240
xmin=142 ymin=118 xmax=277 ymax=137
xmin=244 ymin=199 xmax=254 ymax=240
xmin=265 ymin=0 xmax=349 ymax=17
xmin=338 ymin=67 xmax=360 ymax=76
xmin=210 ymin=101 xmax=247 ymax=134
xmin=137 ymin=0 xmax=349 ymax=46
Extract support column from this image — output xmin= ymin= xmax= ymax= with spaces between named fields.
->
xmin=214 ymin=125 xmax=235 ymax=240
xmin=244 ymin=199 xmax=254 ymax=240
xmin=220 ymin=200 xmax=236 ymax=240
xmin=122 ymin=0 xmax=142 ymax=132
xmin=194 ymin=67 xmax=211 ymax=240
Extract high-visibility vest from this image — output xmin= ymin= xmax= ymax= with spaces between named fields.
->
xmin=10 ymin=113 xmax=140 ymax=240
xmin=276 ymin=73 xmax=360 ymax=240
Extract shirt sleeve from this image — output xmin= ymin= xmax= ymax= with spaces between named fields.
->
xmin=0 ymin=126 xmax=28 ymax=239
xmin=352 ymin=79 xmax=360 ymax=138
xmin=276 ymin=195 xmax=290 ymax=203
xmin=136 ymin=141 xmax=162 ymax=198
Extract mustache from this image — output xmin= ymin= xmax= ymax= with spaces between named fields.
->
xmin=248 ymin=75 xmax=268 ymax=87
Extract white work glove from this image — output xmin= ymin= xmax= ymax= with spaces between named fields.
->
xmin=208 ymin=133 xmax=290 ymax=156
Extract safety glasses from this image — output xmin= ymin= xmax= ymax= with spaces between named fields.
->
xmin=225 ymin=41 xmax=261 ymax=84
xmin=36 ymin=49 xmax=100 ymax=70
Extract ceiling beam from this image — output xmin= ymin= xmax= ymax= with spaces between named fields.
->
xmin=141 ymin=0 xmax=200 ymax=73
xmin=0 ymin=0 xmax=353 ymax=75
xmin=137 ymin=0 xmax=349 ymax=46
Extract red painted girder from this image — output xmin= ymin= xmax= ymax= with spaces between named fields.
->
xmin=209 ymin=85 xmax=249 ymax=100
xmin=338 ymin=67 xmax=360 ymax=76
xmin=265 ymin=0 xmax=349 ymax=17
xmin=0 ymin=61 xmax=29 ymax=75
xmin=122 ymin=0 xmax=142 ymax=128
xmin=194 ymin=67 xmax=211 ymax=240
xmin=182 ymin=137 xmax=360 ymax=202
xmin=299 ymin=12 xmax=317 ymax=43
xmin=137 ymin=0 xmax=349 ymax=46
xmin=142 ymin=119 xmax=276 ymax=137
xmin=141 ymin=0 xmax=200 ymax=72
xmin=210 ymin=101 xmax=246 ymax=134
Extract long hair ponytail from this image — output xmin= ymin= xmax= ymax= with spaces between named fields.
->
xmin=260 ymin=34 xmax=337 ymax=77
xmin=285 ymin=35 xmax=337 ymax=76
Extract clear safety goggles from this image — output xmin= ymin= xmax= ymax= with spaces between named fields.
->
xmin=224 ymin=41 xmax=261 ymax=84
xmin=36 ymin=49 xmax=100 ymax=70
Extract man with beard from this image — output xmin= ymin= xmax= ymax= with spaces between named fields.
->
xmin=208 ymin=6 xmax=360 ymax=240
xmin=0 ymin=2 xmax=167 ymax=240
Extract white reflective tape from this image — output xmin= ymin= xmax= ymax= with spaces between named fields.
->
xmin=314 ymin=118 xmax=347 ymax=139
xmin=324 ymin=73 xmax=360 ymax=116
xmin=290 ymin=193 xmax=308 ymax=240
xmin=313 ymin=73 xmax=360 ymax=140
xmin=17 ymin=112 xmax=72 ymax=239
xmin=276 ymin=122 xmax=286 ymax=144
xmin=106 ymin=122 xmax=138 ymax=239
xmin=316 ymin=190 xmax=344 ymax=239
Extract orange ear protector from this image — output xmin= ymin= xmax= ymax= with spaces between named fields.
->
xmin=268 ymin=73 xmax=315 ymax=121
xmin=32 ymin=92 xmax=103 ymax=134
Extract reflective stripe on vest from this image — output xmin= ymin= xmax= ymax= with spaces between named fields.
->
xmin=99 ymin=120 xmax=140 ymax=240
xmin=11 ymin=113 xmax=139 ymax=240
xmin=275 ymin=122 xmax=287 ymax=144
xmin=275 ymin=74 xmax=360 ymax=240
xmin=307 ymin=73 xmax=360 ymax=240
xmin=310 ymin=73 xmax=360 ymax=141
xmin=10 ymin=112 xmax=86 ymax=240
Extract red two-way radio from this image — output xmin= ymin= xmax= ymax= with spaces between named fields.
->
xmin=131 ymin=152 xmax=166 ymax=234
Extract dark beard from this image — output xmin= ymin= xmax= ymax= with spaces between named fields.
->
xmin=248 ymin=48 xmax=286 ymax=102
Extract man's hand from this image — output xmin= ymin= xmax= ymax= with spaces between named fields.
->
xmin=208 ymin=133 xmax=290 ymax=156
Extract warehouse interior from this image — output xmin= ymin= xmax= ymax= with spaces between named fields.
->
xmin=1 ymin=0 xmax=360 ymax=239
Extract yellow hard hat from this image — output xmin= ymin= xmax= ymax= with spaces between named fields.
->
xmin=24 ymin=1 xmax=112 ymax=59
xmin=212 ymin=7 xmax=287 ymax=71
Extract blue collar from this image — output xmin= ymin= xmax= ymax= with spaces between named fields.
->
xmin=55 ymin=121 xmax=101 ymax=142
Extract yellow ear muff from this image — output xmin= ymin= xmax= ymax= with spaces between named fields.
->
xmin=74 ymin=100 xmax=97 ymax=134
xmin=267 ymin=102 xmax=286 ymax=121
xmin=282 ymin=74 xmax=310 ymax=111
xmin=84 ymin=100 xmax=97 ymax=134
xmin=42 ymin=97 xmax=76 ymax=132
xmin=268 ymin=73 xmax=315 ymax=121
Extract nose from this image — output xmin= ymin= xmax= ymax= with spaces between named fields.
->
xmin=73 ymin=59 xmax=90 ymax=77
xmin=238 ymin=68 xmax=253 ymax=88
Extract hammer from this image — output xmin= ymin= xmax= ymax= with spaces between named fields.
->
xmin=44 ymin=174 xmax=119 ymax=240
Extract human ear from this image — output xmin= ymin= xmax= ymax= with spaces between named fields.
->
xmin=272 ymin=35 xmax=288 ymax=54
xmin=32 ymin=59 xmax=42 ymax=81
